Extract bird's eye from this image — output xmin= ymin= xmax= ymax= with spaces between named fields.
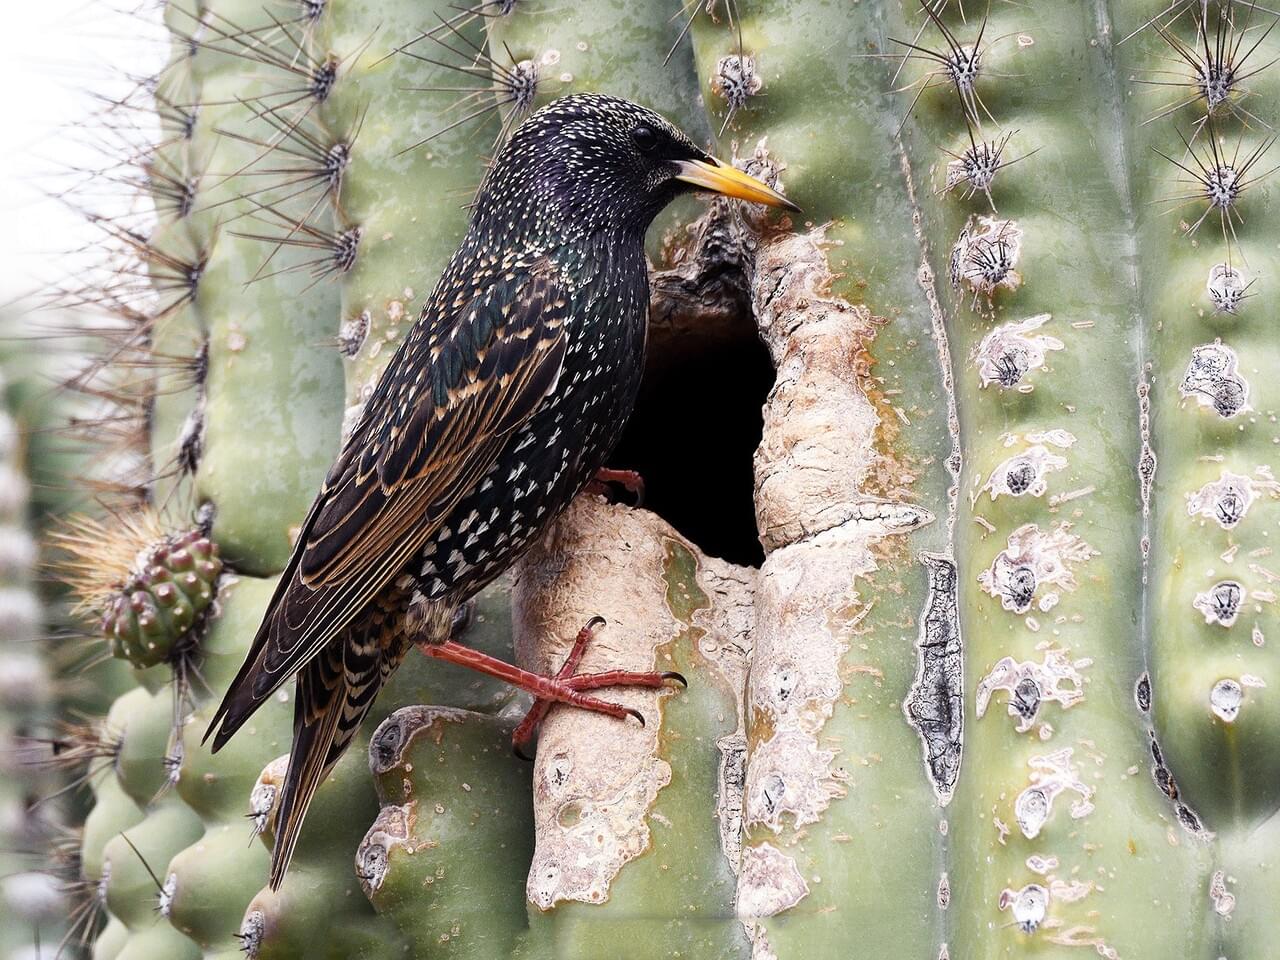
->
xmin=631 ymin=124 xmax=660 ymax=155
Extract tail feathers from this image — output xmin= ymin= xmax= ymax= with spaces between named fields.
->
xmin=267 ymin=635 xmax=386 ymax=890
xmin=268 ymin=685 xmax=344 ymax=890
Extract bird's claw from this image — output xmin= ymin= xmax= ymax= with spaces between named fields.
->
xmin=509 ymin=615 xmax=686 ymax=758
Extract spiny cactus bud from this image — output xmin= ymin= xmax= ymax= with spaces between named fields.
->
xmin=54 ymin=512 xmax=222 ymax=669
xmin=99 ymin=531 xmax=221 ymax=668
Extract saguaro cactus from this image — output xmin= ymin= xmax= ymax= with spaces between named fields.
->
xmin=29 ymin=1 xmax=1280 ymax=958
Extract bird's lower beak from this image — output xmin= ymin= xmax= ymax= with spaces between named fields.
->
xmin=674 ymin=157 xmax=800 ymax=211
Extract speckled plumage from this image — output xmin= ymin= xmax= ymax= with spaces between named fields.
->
xmin=206 ymin=94 xmax=722 ymax=888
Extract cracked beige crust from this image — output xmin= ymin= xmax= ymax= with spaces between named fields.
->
xmin=739 ymin=224 xmax=931 ymax=941
xmin=513 ymin=496 xmax=754 ymax=909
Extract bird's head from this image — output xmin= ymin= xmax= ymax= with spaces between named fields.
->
xmin=473 ymin=93 xmax=797 ymax=240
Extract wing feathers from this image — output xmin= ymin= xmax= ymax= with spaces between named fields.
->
xmin=206 ymin=258 xmax=569 ymax=757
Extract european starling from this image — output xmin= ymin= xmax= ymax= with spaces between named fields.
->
xmin=205 ymin=93 xmax=795 ymax=888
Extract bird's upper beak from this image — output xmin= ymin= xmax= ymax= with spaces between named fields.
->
xmin=674 ymin=157 xmax=800 ymax=211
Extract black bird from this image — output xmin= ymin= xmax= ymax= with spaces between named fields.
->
xmin=205 ymin=93 xmax=796 ymax=888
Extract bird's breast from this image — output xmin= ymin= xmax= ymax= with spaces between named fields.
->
xmin=409 ymin=246 xmax=650 ymax=608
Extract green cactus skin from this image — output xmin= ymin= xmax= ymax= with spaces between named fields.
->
xmin=165 ymin=577 xmax=280 ymax=957
xmin=1111 ymin=1 xmax=1280 ymax=954
xmin=81 ymin=774 xmax=145 ymax=894
xmin=92 ymin=917 xmax=131 ymax=960
xmin=317 ymin=0 xmax=492 ymax=412
xmin=239 ymin=743 xmax=406 ymax=960
xmin=359 ymin=706 xmax=534 ymax=959
xmin=916 ymin=2 xmax=1209 ymax=950
xmin=1117 ymin=2 xmax=1280 ymax=822
xmin=169 ymin=0 xmax=346 ymax=575
xmin=686 ymin=5 xmax=956 ymax=957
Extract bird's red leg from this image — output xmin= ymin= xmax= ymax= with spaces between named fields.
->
xmin=418 ymin=615 xmax=685 ymax=759
xmin=508 ymin=616 xmax=602 ymax=750
xmin=584 ymin=467 xmax=645 ymax=505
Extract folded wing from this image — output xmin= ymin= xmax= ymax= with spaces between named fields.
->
xmin=206 ymin=256 xmax=570 ymax=750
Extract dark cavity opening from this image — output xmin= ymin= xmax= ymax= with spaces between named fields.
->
xmin=606 ymin=314 xmax=772 ymax=568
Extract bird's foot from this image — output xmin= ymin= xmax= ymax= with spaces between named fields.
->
xmin=585 ymin=467 xmax=645 ymax=506
xmin=415 ymin=616 xmax=685 ymax=761
xmin=510 ymin=616 xmax=685 ymax=759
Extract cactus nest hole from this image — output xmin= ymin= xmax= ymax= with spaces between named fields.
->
xmin=608 ymin=318 xmax=771 ymax=568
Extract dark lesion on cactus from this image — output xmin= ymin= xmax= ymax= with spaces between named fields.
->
xmin=1146 ymin=729 xmax=1209 ymax=835
xmin=1135 ymin=672 xmax=1151 ymax=712
xmin=904 ymin=553 xmax=964 ymax=802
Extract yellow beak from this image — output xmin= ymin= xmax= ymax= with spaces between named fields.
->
xmin=674 ymin=157 xmax=800 ymax=211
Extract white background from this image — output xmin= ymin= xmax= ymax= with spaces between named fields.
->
xmin=0 ymin=1 xmax=165 ymax=306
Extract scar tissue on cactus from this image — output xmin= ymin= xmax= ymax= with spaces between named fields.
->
xmin=54 ymin=512 xmax=221 ymax=669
